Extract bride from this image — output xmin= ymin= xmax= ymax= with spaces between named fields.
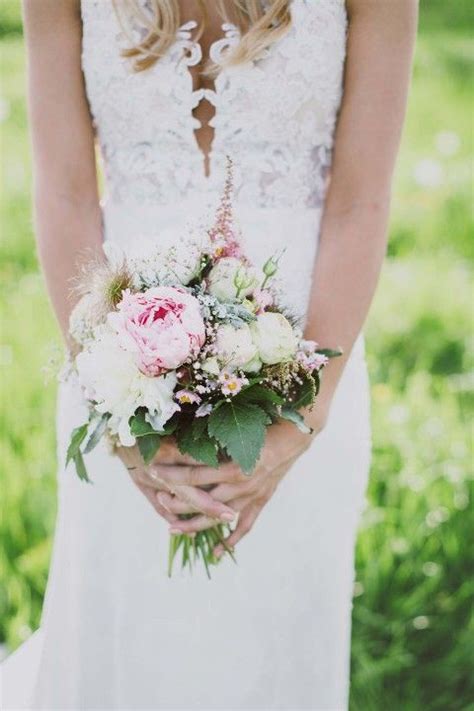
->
xmin=2 ymin=0 xmax=417 ymax=708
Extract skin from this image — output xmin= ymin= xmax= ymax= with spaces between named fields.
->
xmin=23 ymin=0 xmax=418 ymax=557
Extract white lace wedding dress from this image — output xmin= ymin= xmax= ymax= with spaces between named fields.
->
xmin=1 ymin=1 xmax=371 ymax=709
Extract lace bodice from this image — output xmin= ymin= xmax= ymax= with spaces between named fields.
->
xmin=81 ymin=0 xmax=347 ymax=210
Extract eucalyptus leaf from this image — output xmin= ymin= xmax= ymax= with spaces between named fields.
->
xmin=83 ymin=413 xmax=110 ymax=454
xmin=66 ymin=423 xmax=88 ymax=468
xmin=318 ymin=347 xmax=343 ymax=359
xmin=73 ymin=450 xmax=91 ymax=483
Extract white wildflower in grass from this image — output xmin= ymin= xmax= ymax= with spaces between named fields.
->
xmin=435 ymin=130 xmax=460 ymax=156
xmin=413 ymin=158 xmax=444 ymax=188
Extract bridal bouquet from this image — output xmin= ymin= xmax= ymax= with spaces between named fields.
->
xmin=66 ymin=160 xmax=340 ymax=576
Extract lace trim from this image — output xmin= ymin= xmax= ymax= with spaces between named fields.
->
xmin=80 ymin=0 xmax=347 ymax=208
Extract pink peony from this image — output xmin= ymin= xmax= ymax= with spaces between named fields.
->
xmin=109 ymin=287 xmax=205 ymax=377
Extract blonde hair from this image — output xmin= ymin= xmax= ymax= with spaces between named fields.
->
xmin=113 ymin=0 xmax=291 ymax=72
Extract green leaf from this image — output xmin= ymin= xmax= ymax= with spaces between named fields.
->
xmin=176 ymin=418 xmax=219 ymax=467
xmin=318 ymin=347 xmax=343 ymax=359
xmin=130 ymin=410 xmax=157 ymax=437
xmin=236 ymin=384 xmax=284 ymax=407
xmin=280 ymin=406 xmax=313 ymax=434
xmin=83 ymin=413 xmax=109 ymax=454
xmin=312 ymin=371 xmax=321 ymax=398
xmin=291 ymin=373 xmax=317 ymax=410
xmin=208 ymin=401 xmax=269 ymax=474
xmin=137 ymin=434 xmax=162 ymax=464
xmin=73 ymin=450 xmax=91 ymax=483
xmin=130 ymin=409 xmax=177 ymax=437
xmin=66 ymin=423 xmax=88 ymax=467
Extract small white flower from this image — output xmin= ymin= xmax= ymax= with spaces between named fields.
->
xmin=218 ymin=370 xmax=248 ymax=397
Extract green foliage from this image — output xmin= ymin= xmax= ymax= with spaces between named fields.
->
xmin=208 ymin=401 xmax=270 ymax=473
xmin=0 ymin=8 xmax=472 ymax=709
xmin=136 ymin=434 xmax=162 ymax=465
xmin=65 ymin=424 xmax=90 ymax=482
xmin=279 ymin=407 xmax=312 ymax=434
xmin=176 ymin=418 xmax=219 ymax=468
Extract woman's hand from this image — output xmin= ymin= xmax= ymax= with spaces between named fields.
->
xmin=158 ymin=402 xmax=329 ymax=555
xmin=116 ymin=439 xmax=238 ymax=527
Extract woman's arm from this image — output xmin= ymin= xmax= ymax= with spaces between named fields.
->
xmin=22 ymin=1 xmax=236 ymax=525
xmin=304 ymin=0 xmax=419 ymax=425
xmin=22 ymin=0 xmax=102 ymax=339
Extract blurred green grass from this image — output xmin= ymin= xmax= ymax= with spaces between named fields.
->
xmin=0 ymin=2 xmax=473 ymax=709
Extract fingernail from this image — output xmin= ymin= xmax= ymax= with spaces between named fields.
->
xmin=214 ymin=546 xmax=223 ymax=558
xmin=169 ymin=528 xmax=182 ymax=535
xmin=220 ymin=511 xmax=236 ymax=523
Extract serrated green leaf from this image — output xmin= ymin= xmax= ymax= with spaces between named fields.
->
xmin=83 ymin=413 xmax=109 ymax=454
xmin=176 ymin=419 xmax=219 ymax=467
xmin=208 ymin=401 xmax=269 ymax=474
xmin=280 ymin=406 xmax=313 ymax=434
xmin=137 ymin=434 xmax=162 ymax=464
xmin=73 ymin=450 xmax=91 ymax=483
xmin=291 ymin=373 xmax=316 ymax=410
xmin=66 ymin=423 xmax=88 ymax=467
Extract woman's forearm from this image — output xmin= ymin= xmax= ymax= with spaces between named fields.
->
xmin=304 ymin=199 xmax=390 ymax=412
xmin=23 ymin=0 xmax=102 ymax=340
xmin=34 ymin=186 xmax=102 ymax=339
xmin=303 ymin=0 xmax=418 ymax=424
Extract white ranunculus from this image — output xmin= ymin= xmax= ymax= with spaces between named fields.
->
xmin=215 ymin=323 xmax=258 ymax=370
xmin=250 ymin=312 xmax=297 ymax=365
xmin=76 ymin=328 xmax=179 ymax=446
xmin=207 ymin=257 xmax=259 ymax=302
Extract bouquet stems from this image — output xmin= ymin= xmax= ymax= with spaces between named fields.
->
xmin=167 ymin=523 xmax=236 ymax=578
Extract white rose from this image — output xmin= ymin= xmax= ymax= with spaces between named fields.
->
xmin=207 ymin=257 xmax=259 ymax=302
xmin=76 ymin=329 xmax=179 ymax=446
xmin=215 ymin=323 xmax=258 ymax=370
xmin=250 ymin=312 xmax=297 ymax=365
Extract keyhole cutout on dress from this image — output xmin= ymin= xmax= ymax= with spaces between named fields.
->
xmin=179 ymin=2 xmax=237 ymax=178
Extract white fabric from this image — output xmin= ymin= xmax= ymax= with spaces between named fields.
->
xmin=1 ymin=1 xmax=372 ymax=709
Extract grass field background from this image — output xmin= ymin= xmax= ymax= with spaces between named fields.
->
xmin=0 ymin=2 xmax=473 ymax=709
